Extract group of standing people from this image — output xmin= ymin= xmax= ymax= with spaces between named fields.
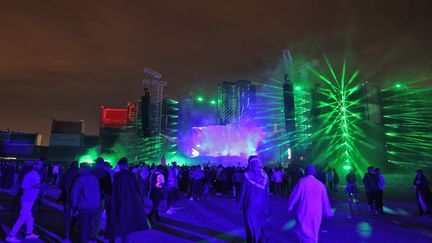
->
xmin=362 ymin=166 xmax=386 ymax=214
xmin=240 ymin=156 xmax=334 ymax=243
xmin=6 ymin=158 xmax=151 ymax=243
xmin=4 ymin=157 xmax=432 ymax=243
xmin=315 ymin=167 xmax=339 ymax=192
xmin=413 ymin=169 xmax=432 ymax=216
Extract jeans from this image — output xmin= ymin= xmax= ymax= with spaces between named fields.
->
xmin=275 ymin=183 xmax=282 ymax=195
xmin=191 ymin=180 xmax=203 ymax=199
xmin=150 ymin=188 xmax=162 ymax=220
xmin=366 ymin=190 xmax=379 ymax=211
xmin=63 ymin=202 xmax=72 ymax=239
xmin=234 ymin=183 xmax=242 ymax=201
xmin=166 ymin=188 xmax=178 ymax=210
xmin=377 ymin=189 xmax=384 ymax=212
xmin=77 ymin=208 xmax=98 ymax=243
xmin=91 ymin=199 xmax=105 ymax=239
xmin=10 ymin=201 xmax=35 ymax=236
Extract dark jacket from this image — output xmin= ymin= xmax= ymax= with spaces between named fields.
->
xmin=316 ymin=169 xmax=326 ymax=185
xmin=346 ymin=173 xmax=356 ymax=184
xmin=90 ymin=167 xmax=112 ymax=199
xmin=414 ymin=175 xmax=432 ymax=204
xmin=60 ymin=167 xmax=79 ymax=203
xmin=362 ymin=172 xmax=379 ymax=192
xmin=71 ymin=174 xmax=100 ymax=210
xmin=107 ymin=170 xmax=150 ymax=239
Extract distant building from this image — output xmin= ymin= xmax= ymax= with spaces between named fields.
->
xmin=0 ymin=131 xmax=42 ymax=158
xmin=47 ymin=119 xmax=85 ymax=161
xmin=49 ymin=119 xmax=85 ymax=147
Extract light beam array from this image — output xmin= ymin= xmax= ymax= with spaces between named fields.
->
xmin=382 ymin=79 xmax=432 ymax=168
xmin=309 ymin=58 xmax=364 ymax=171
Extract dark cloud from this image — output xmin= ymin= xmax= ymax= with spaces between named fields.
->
xmin=1 ymin=0 xmax=431 ymax=144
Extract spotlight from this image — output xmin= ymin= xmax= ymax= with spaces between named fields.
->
xmin=191 ymin=148 xmax=200 ymax=157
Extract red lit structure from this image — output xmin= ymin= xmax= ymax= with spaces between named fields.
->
xmin=100 ymin=103 xmax=137 ymax=151
xmin=100 ymin=103 xmax=136 ymax=128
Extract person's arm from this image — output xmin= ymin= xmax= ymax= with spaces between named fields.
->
xmin=362 ymin=175 xmax=369 ymax=191
xmin=21 ymin=172 xmax=39 ymax=189
xmin=287 ymin=181 xmax=301 ymax=211
xmin=322 ymin=186 xmax=333 ymax=217
xmin=71 ymin=177 xmax=80 ymax=209
xmin=21 ymin=173 xmax=32 ymax=189
xmin=424 ymin=176 xmax=429 ymax=187
xmin=239 ymin=178 xmax=247 ymax=214
xmin=59 ymin=172 xmax=66 ymax=191
xmin=265 ymin=178 xmax=270 ymax=215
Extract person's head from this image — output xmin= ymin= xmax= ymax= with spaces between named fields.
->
xmin=305 ymin=164 xmax=316 ymax=176
xmin=171 ymin=161 xmax=177 ymax=168
xmin=104 ymin=161 xmax=111 ymax=169
xmin=95 ymin=157 xmax=104 ymax=168
xmin=157 ymin=164 xmax=163 ymax=172
xmin=248 ymin=156 xmax=263 ymax=173
xmin=70 ymin=161 xmax=78 ymax=169
xmin=416 ymin=169 xmax=423 ymax=176
xmin=33 ymin=160 xmax=43 ymax=171
xmin=375 ymin=168 xmax=381 ymax=175
xmin=117 ymin=157 xmax=128 ymax=170
xmin=79 ymin=162 xmax=91 ymax=174
xmin=367 ymin=166 xmax=375 ymax=173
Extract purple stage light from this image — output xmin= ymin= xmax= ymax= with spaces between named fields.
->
xmin=180 ymin=121 xmax=263 ymax=160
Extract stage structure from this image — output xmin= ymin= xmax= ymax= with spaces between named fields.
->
xmin=382 ymin=81 xmax=432 ymax=169
xmin=308 ymin=58 xmax=374 ymax=172
xmin=161 ymin=98 xmax=179 ymax=157
xmin=282 ymin=50 xmax=296 ymax=155
xmin=218 ymin=80 xmax=256 ymax=125
xmin=99 ymin=104 xmax=136 ymax=150
xmin=143 ymin=67 xmax=167 ymax=137
xmin=178 ymin=85 xmax=258 ymax=166
xmin=255 ymin=50 xmax=301 ymax=163
xmin=132 ymin=68 xmax=168 ymax=161
xmin=292 ymin=59 xmax=319 ymax=159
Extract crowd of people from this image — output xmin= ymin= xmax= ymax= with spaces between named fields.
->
xmin=0 ymin=158 xmax=431 ymax=243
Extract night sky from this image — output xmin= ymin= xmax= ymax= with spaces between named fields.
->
xmin=1 ymin=0 xmax=431 ymax=144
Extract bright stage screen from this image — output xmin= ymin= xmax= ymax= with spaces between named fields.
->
xmin=180 ymin=122 xmax=263 ymax=158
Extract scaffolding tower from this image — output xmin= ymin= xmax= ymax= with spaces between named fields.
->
xmin=143 ymin=67 xmax=167 ymax=136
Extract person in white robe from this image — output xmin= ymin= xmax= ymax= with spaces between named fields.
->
xmin=287 ymin=164 xmax=333 ymax=243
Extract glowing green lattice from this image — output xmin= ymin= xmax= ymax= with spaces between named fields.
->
xmin=310 ymin=57 xmax=363 ymax=170
xmin=382 ymin=79 xmax=432 ymax=168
